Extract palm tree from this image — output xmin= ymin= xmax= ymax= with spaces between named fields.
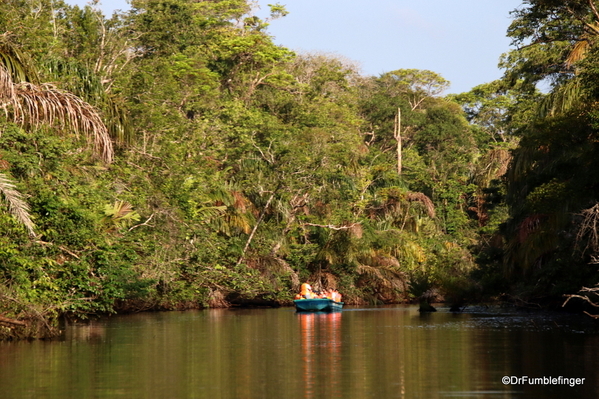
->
xmin=0 ymin=38 xmax=113 ymax=163
xmin=0 ymin=34 xmax=114 ymax=236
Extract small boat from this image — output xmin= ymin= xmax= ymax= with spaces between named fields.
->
xmin=294 ymin=298 xmax=344 ymax=312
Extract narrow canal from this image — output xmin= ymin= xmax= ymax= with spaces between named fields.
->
xmin=1 ymin=305 xmax=598 ymax=398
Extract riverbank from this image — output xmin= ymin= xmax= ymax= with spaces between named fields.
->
xmin=3 ymin=287 xmax=595 ymax=341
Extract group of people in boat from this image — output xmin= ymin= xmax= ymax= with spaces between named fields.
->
xmin=295 ymin=283 xmax=342 ymax=302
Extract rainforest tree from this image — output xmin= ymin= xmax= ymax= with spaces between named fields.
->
xmin=0 ymin=0 xmax=559 ymax=339
xmin=475 ymin=0 xmax=599 ymax=302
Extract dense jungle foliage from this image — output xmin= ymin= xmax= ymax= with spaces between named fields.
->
xmin=2 ymin=0 xmax=599 ymax=338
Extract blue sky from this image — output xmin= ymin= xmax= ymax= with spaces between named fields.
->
xmin=66 ymin=0 xmax=523 ymax=94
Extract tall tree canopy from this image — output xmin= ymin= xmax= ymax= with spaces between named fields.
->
xmin=480 ymin=0 xmax=599 ymax=300
xmin=3 ymin=0 xmax=579 ymax=338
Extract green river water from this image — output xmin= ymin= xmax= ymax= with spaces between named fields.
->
xmin=1 ymin=305 xmax=598 ymax=399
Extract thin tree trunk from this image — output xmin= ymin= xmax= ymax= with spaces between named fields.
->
xmin=236 ymin=191 xmax=276 ymax=267
xmin=394 ymin=107 xmax=402 ymax=175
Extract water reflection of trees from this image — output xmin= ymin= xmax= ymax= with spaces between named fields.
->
xmin=1 ymin=309 xmax=598 ymax=398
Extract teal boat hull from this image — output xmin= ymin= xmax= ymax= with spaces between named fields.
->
xmin=294 ymin=298 xmax=344 ymax=312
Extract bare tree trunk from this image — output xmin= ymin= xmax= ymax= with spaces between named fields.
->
xmin=236 ymin=191 xmax=276 ymax=267
xmin=394 ymin=107 xmax=402 ymax=176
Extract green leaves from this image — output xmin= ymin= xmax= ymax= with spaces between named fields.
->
xmin=0 ymin=0 xmax=552 ymax=329
xmin=502 ymin=0 xmax=599 ymax=89
xmin=378 ymin=69 xmax=449 ymax=110
xmin=267 ymin=3 xmax=289 ymax=20
xmin=102 ymin=201 xmax=141 ymax=232
xmin=490 ymin=3 xmax=599 ymax=292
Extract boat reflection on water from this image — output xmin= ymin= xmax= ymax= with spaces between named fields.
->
xmin=298 ymin=311 xmax=342 ymax=399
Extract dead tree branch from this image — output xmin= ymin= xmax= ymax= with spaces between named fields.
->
xmin=302 ymin=222 xmax=360 ymax=230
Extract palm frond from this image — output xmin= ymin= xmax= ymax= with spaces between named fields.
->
xmin=42 ymin=58 xmax=132 ymax=145
xmin=565 ymin=39 xmax=591 ymax=69
xmin=103 ymin=200 xmax=140 ymax=231
xmin=195 ymin=205 xmax=228 ymax=220
xmin=407 ymin=192 xmax=436 ymax=218
xmin=0 ymin=173 xmax=35 ymax=237
xmin=104 ymin=200 xmax=135 ymax=220
xmin=0 ymin=34 xmax=39 ymax=84
xmin=0 ymin=63 xmax=15 ymax=102
xmin=536 ymin=78 xmax=584 ymax=118
xmin=103 ymin=94 xmax=132 ymax=145
xmin=395 ymin=239 xmax=427 ymax=270
xmin=474 ymin=147 xmax=512 ymax=187
xmin=12 ymin=82 xmax=113 ymax=163
xmin=504 ymin=212 xmax=566 ymax=274
xmin=248 ymin=255 xmax=300 ymax=288
xmin=356 ymin=256 xmax=408 ymax=294
xmin=225 ymin=213 xmax=252 ymax=235
xmin=0 ymin=36 xmax=114 ymax=163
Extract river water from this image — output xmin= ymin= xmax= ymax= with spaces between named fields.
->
xmin=1 ymin=305 xmax=598 ymax=399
